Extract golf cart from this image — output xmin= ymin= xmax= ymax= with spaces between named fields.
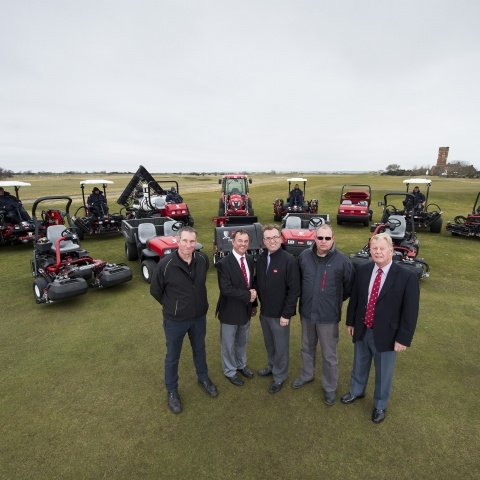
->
xmin=69 ymin=179 xmax=125 ymax=240
xmin=280 ymin=212 xmax=330 ymax=257
xmin=336 ymin=184 xmax=373 ymax=226
xmin=0 ymin=181 xmax=37 ymax=246
xmin=445 ymin=192 xmax=480 ymax=238
xmin=31 ymin=196 xmax=132 ymax=304
xmin=273 ymin=178 xmax=318 ymax=221
xmin=117 ymin=165 xmax=194 ymax=226
xmin=351 ymin=193 xmax=430 ymax=280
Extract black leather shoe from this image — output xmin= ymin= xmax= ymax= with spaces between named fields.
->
xmin=198 ymin=378 xmax=218 ymax=397
xmin=257 ymin=367 xmax=272 ymax=377
xmin=167 ymin=391 xmax=182 ymax=414
xmin=237 ymin=366 xmax=254 ymax=378
xmin=372 ymin=408 xmax=386 ymax=423
xmin=340 ymin=392 xmax=365 ymax=404
xmin=227 ymin=374 xmax=244 ymax=386
xmin=291 ymin=377 xmax=314 ymax=389
xmin=269 ymin=381 xmax=283 ymax=394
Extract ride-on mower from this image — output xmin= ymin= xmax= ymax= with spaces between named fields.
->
xmin=336 ymin=184 xmax=373 ymax=227
xmin=273 ymin=178 xmax=318 ymax=221
xmin=351 ymin=193 xmax=430 ymax=280
xmin=391 ymin=178 xmax=443 ymax=233
xmin=117 ymin=165 xmax=194 ymax=226
xmin=31 ymin=196 xmax=132 ymax=304
xmin=0 ymin=181 xmax=37 ymax=246
xmin=445 ymin=191 xmax=480 ymax=238
xmin=69 ymin=179 xmax=125 ymax=240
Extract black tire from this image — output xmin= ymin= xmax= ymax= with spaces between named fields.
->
xmin=363 ymin=220 xmax=370 ymax=227
xmin=273 ymin=214 xmax=282 ymax=222
xmin=141 ymin=259 xmax=157 ymax=283
xmin=337 ymin=218 xmax=342 ymax=225
xmin=248 ymin=198 xmax=253 ymax=209
xmin=218 ymin=205 xmax=225 ymax=216
xmin=33 ymin=277 xmax=48 ymax=303
xmin=187 ymin=215 xmax=194 ymax=227
xmin=429 ymin=216 xmax=442 ymax=233
xmin=369 ymin=209 xmax=373 ymax=221
xmin=125 ymin=242 xmax=138 ymax=261
xmin=248 ymin=208 xmax=255 ymax=216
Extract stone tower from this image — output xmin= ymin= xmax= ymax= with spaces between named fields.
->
xmin=437 ymin=147 xmax=449 ymax=166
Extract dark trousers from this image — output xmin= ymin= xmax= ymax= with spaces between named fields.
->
xmin=163 ymin=316 xmax=209 ymax=393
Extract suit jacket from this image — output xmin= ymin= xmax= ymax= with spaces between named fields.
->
xmin=346 ymin=261 xmax=419 ymax=352
xmin=215 ymin=253 xmax=256 ymax=326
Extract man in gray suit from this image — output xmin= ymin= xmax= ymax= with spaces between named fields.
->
xmin=341 ymin=233 xmax=420 ymax=424
xmin=215 ymin=229 xmax=257 ymax=387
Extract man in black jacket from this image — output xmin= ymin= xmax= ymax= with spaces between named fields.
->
xmin=150 ymin=226 xmax=218 ymax=414
xmin=0 ymin=187 xmax=32 ymax=224
xmin=255 ymin=225 xmax=300 ymax=394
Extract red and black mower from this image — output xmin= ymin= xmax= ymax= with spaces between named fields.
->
xmin=31 ymin=196 xmax=132 ymax=304
xmin=445 ymin=191 xmax=480 ymax=238
xmin=273 ymin=177 xmax=318 ymax=222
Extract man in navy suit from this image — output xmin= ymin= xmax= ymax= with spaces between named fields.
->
xmin=341 ymin=232 xmax=420 ymax=423
xmin=216 ymin=229 xmax=257 ymax=387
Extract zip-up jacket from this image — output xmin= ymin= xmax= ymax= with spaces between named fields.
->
xmin=298 ymin=243 xmax=353 ymax=323
xmin=150 ymin=250 xmax=209 ymax=321
xmin=255 ymin=248 xmax=300 ymax=319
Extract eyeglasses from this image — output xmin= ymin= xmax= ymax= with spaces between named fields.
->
xmin=316 ymin=236 xmax=332 ymax=241
xmin=264 ymin=235 xmax=281 ymax=241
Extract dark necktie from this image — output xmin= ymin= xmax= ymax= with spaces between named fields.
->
xmin=240 ymin=257 xmax=249 ymax=287
xmin=364 ymin=268 xmax=383 ymax=328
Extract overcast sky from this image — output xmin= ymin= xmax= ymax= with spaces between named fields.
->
xmin=1 ymin=1 xmax=479 ymax=173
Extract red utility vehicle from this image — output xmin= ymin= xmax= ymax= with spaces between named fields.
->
xmin=336 ymin=184 xmax=373 ymax=227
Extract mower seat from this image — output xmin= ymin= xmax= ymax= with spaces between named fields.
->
xmin=386 ymin=215 xmax=407 ymax=240
xmin=164 ymin=220 xmax=177 ymax=236
xmin=47 ymin=225 xmax=81 ymax=254
xmin=285 ymin=216 xmax=302 ymax=229
xmin=153 ymin=196 xmax=166 ymax=210
xmin=137 ymin=222 xmax=157 ymax=245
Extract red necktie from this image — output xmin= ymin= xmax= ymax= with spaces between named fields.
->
xmin=364 ymin=268 xmax=383 ymax=328
xmin=240 ymin=257 xmax=249 ymax=287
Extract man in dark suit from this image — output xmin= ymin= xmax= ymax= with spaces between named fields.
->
xmin=341 ymin=232 xmax=419 ymax=424
xmin=216 ymin=229 xmax=257 ymax=387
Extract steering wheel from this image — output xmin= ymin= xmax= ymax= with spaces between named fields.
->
xmin=171 ymin=221 xmax=183 ymax=232
xmin=308 ymin=217 xmax=324 ymax=228
xmin=385 ymin=204 xmax=398 ymax=216
xmin=386 ymin=217 xmax=402 ymax=230
xmin=61 ymin=227 xmax=78 ymax=238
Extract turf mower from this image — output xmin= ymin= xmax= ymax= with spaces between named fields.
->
xmin=117 ymin=165 xmax=194 ymax=226
xmin=351 ymin=194 xmax=430 ymax=280
xmin=445 ymin=191 xmax=480 ymax=238
xmin=31 ymin=196 xmax=132 ymax=304
xmin=69 ymin=179 xmax=125 ymax=240
xmin=273 ymin=178 xmax=318 ymax=222
xmin=218 ymin=174 xmax=255 ymax=219
xmin=0 ymin=181 xmax=37 ymax=246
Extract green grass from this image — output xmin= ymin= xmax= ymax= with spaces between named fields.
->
xmin=1 ymin=174 xmax=479 ymax=479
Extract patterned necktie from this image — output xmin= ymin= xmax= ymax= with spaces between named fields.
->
xmin=240 ymin=257 xmax=249 ymax=287
xmin=364 ymin=268 xmax=383 ymax=328
xmin=266 ymin=254 xmax=271 ymax=272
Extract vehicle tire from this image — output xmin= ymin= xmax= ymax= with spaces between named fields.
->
xmin=273 ymin=214 xmax=282 ymax=222
xmin=369 ymin=209 xmax=373 ymax=221
xmin=429 ymin=216 xmax=442 ymax=233
xmin=218 ymin=205 xmax=225 ymax=216
xmin=125 ymin=241 xmax=138 ymax=261
xmin=33 ymin=277 xmax=48 ymax=303
xmin=141 ymin=259 xmax=157 ymax=284
xmin=337 ymin=219 xmax=342 ymax=225
xmin=363 ymin=220 xmax=370 ymax=227
xmin=248 ymin=208 xmax=255 ymax=216
xmin=187 ymin=215 xmax=194 ymax=227
xmin=248 ymin=198 xmax=253 ymax=209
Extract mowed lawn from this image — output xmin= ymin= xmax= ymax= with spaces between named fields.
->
xmin=1 ymin=173 xmax=479 ymax=480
